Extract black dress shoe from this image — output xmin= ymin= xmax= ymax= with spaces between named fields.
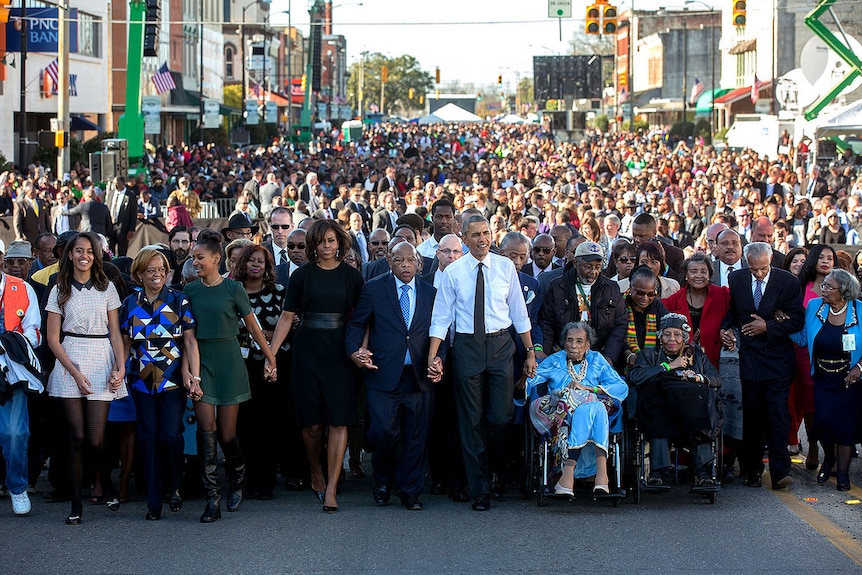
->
xmin=430 ymin=482 xmax=447 ymax=496
xmin=401 ymin=494 xmax=424 ymax=511
xmin=168 ymin=490 xmax=183 ymax=513
xmin=743 ymin=474 xmax=762 ymax=488
xmin=145 ymin=508 xmax=162 ymax=521
xmin=490 ymin=473 xmax=505 ymax=499
xmin=472 ymin=494 xmax=491 ymax=511
xmin=373 ymin=485 xmax=391 ymax=506
xmin=771 ymin=474 xmax=793 ymax=490
xmin=836 ymin=471 xmax=851 ymax=491
xmin=448 ymin=487 xmax=470 ymax=503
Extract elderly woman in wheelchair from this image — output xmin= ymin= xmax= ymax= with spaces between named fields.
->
xmin=627 ymin=313 xmax=723 ymax=489
xmin=520 ymin=321 xmax=628 ymax=496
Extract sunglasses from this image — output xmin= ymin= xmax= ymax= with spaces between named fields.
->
xmin=286 ymin=243 xmax=306 ymax=250
xmin=270 ymin=224 xmax=292 ymax=230
xmin=616 ymin=256 xmax=636 ymax=263
xmin=632 ymin=289 xmax=657 ymax=298
xmin=369 ymin=240 xmax=387 ymax=246
xmin=532 ymin=247 xmax=554 ymax=254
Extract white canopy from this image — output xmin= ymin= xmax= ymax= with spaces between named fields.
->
xmin=498 ymin=114 xmax=526 ymax=124
xmin=431 ymin=103 xmax=482 ymax=123
xmin=416 ymin=113 xmax=444 ymax=125
xmin=813 ymin=99 xmax=862 ymax=138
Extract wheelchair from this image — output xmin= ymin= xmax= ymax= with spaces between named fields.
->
xmin=629 ymin=419 xmax=722 ymax=505
xmin=523 ymin=390 xmax=628 ymax=507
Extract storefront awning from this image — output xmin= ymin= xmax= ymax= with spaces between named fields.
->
xmin=70 ymin=115 xmax=100 ymax=131
xmin=695 ymin=88 xmax=731 ymax=114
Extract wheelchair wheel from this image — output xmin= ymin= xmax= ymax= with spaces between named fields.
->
xmin=536 ymin=466 xmax=546 ymax=507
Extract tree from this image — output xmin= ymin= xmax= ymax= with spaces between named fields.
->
xmin=347 ymin=52 xmax=434 ymax=117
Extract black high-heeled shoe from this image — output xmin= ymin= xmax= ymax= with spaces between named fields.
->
xmin=836 ymin=471 xmax=851 ymax=491
xmin=817 ymin=458 xmax=835 ymax=484
xmin=65 ymin=514 xmax=82 ymax=525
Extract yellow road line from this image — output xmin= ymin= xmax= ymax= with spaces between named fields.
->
xmin=765 ymin=470 xmax=862 ymax=569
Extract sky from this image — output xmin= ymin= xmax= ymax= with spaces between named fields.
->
xmin=269 ymin=0 xmax=721 ymax=89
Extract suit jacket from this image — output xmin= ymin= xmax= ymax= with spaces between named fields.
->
xmin=670 ymin=230 xmax=695 ymax=250
xmin=346 ymin=200 xmax=371 ymax=231
xmin=711 ymin=258 xmax=748 ymax=287
xmin=105 ymin=187 xmax=138 ymax=236
xmin=721 ymin=267 xmax=804 ymax=382
xmin=372 ymin=207 xmax=398 ymax=233
xmin=350 ymin=230 xmax=370 ymax=262
xmin=14 ymin=198 xmax=51 ymax=242
xmin=51 ymin=202 xmax=82 ymax=234
xmin=311 ymin=207 xmax=336 ymax=220
xmin=345 ymin=273 xmax=440 ymax=392
xmin=274 ymin=262 xmax=290 ymax=288
xmin=61 ymin=200 xmax=111 ymax=235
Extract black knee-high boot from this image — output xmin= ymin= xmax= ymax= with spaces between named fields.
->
xmin=222 ymin=436 xmax=246 ymax=512
xmin=197 ymin=431 xmax=221 ymax=523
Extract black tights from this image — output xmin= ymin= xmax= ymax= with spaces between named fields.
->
xmin=62 ymin=399 xmax=112 ymax=516
xmin=823 ymin=442 xmax=854 ymax=474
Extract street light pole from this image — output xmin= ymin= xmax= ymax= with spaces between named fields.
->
xmin=17 ymin=1 xmax=26 ymax=169
xmin=199 ymin=0 xmax=204 ymax=144
xmin=57 ymin=0 xmax=70 ymax=176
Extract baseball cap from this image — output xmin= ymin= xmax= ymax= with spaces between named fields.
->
xmin=574 ymin=241 xmax=604 ymax=261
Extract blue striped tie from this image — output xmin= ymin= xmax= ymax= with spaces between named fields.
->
xmin=400 ymin=285 xmax=410 ymax=327
xmin=753 ymin=279 xmax=763 ymax=310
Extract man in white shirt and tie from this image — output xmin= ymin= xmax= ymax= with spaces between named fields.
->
xmin=285 ymin=229 xmax=307 ymax=277
xmin=713 ymin=229 xmax=744 ymax=288
xmin=267 ymin=207 xmax=294 ymax=267
xmin=526 ymin=234 xmax=556 ymax=278
xmin=349 ymin=212 xmax=370 ymax=264
xmin=427 ymin=215 xmax=536 ymax=512
xmin=416 ymin=199 xmax=457 ymax=259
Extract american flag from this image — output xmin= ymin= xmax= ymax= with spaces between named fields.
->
xmin=751 ymin=75 xmax=763 ymax=104
xmin=689 ymin=77 xmax=705 ymax=105
xmin=619 ymin=86 xmax=629 ymax=103
xmin=152 ymin=63 xmax=176 ymax=94
xmin=45 ymin=58 xmax=59 ymax=86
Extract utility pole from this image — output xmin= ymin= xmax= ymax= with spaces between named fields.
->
xmin=57 ymin=0 xmax=70 ymax=176
xmin=198 ymin=0 xmax=204 ymax=144
xmin=17 ymin=0 xmax=26 ymax=169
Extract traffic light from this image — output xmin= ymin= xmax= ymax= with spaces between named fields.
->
xmin=381 ymin=65 xmax=388 ymax=83
xmin=497 ymin=74 xmax=502 ymax=86
xmin=585 ymin=4 xmax=600 ymax=35
xmin=408 ymin=87 xmax=414 ymax=99
xmin=435 ymin=67 xmax=440 ymax=84
xmin=476 ymin=92 xmax=482 ymax=102
xmin=602 ymin=5 xmax=617 ymax=34
xmin=732 ymin=1 xmax=746 ymax=27
xmin=0 ymin=0 xmax=12 ymax=24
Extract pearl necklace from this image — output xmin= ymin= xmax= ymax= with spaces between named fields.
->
xmin=829 ymin=302 xmax=848 ymax=316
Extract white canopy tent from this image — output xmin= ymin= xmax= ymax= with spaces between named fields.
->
xmin=431 ymin=103 xmax=483 ymax=123
xmin=812 ymin=99 xmax=862 ymax=138
xmin=416 ymin=113 xmax=444 ymax=124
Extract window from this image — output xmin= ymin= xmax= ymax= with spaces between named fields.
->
xmin=77 ymin=12 xmax=101 ymax=58
xmin=225 ymin=46 xmax=234 ymax=78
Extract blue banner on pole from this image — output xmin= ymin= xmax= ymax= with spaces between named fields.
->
xmin=5 ymin=8 xmax=79 ymax=53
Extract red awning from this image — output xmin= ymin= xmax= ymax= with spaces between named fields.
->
xmin=713 ymin=80 xmax=772 ymax=105
xmin=247 ymin=88 xmax=291 ymax=107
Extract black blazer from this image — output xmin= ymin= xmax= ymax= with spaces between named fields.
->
xmin=345 ymin=273 xmax=440 ymax=392
xmin=365 ymin=255 xmax=433 ymax=281
xmin=721 ymin=268 xmax=804 ymax=382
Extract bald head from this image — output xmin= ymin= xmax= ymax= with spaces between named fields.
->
xmin=750 ymin=216 xmax=774 ymax=243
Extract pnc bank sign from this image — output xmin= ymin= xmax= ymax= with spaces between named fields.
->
xmin=5 ymin=8 xmax=79 ymax=53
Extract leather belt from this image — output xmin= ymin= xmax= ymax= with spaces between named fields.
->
xmin=62 ymin=332 xmax=109 ymax=339
xmin=301 ymin=312 xmax=346 ymax=330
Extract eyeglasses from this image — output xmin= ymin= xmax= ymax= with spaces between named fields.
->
xmin=270 ymin=224 xmax=292 ymax=230
xmin=616 ymin=256 xmax=636 ymax=264
xmin=370 ymin=240 xmax=388 ymax=246
xmin=235 ymin=231 xmax=253 ymax=238
xmin=820 ymin=282 xmax=838 ymax=292
xmin=437 ymin=248 xmax=461 ymax=256
xmin=632 ymin=289 xmax=657 ymax=298
xmin=287 ymin=243 xmax=305 ymax=250
xmin=532 ymin=247 xmax=554 ymax=254
xmin=5 ymin=258 xmax=31 ymax=266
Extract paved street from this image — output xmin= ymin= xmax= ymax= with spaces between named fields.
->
xmin=3 ymin=453 xmax=862 ymax=575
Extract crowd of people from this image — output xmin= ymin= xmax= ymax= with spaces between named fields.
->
xmin=0 ymin=120 xmax=861 ymax=522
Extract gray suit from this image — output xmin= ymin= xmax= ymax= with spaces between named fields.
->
xmin=61 ymin=199 xmax=111 ymax=235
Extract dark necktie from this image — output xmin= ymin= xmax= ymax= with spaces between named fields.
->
xmin=754 ymin=279 xmax=763 ymax=310
xmin=474 ymin=262 xmax=485 ymax=344
xmin=279 ymin=248 xmax=287 ymax=266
